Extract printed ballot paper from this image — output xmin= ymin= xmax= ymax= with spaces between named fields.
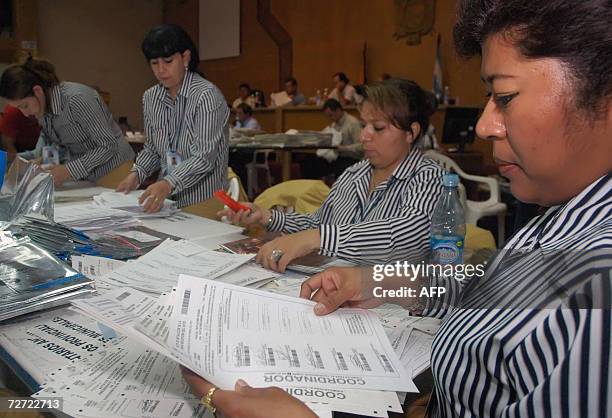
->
xmin=59 ymin=285 xmax=409 ymax=417
xmin=140 ymin=274 xmax=417 ymax=393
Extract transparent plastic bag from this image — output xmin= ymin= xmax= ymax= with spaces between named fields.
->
xmin=0 ymin=157 xmax=54 ymax=224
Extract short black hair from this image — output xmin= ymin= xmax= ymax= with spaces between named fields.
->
xmin=454 ymin=0 xmax=611 ymax=112
xmin=334 ymin=72 xmax=349 ymax=84
xmin=142 ymin=24 xmax=200 ymax=73
xmin=239 ymin=83 xmax=251 ymax=91
xmin=237 ymin=103 xmax=253 ymax=116
xmin=285 ymin=77 xmax=297 ymax=86
xmin=322 ymin=98 xmax=343 ymax=112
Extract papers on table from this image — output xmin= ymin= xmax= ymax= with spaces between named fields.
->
xmin=93 ymin=191 xmax=178 ymax=218
xmin=54 ymin=203 xmax=139 ymax=232
xmin=98 ymin=240 xmax=254 ymax=294
xmin=71 ymin=255 xmax=125 ymax=279
xmin=141 ymin=211 xmax=243 ymax=240
xmin=68 ymin=280 xmax=413 ymax=417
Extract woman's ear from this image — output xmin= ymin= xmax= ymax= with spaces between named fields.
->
xmin=404 ymin=122 xmax=421 ymax=144
xmin=32 ymin=85 xmax=44 ymax=100
xmin=182 ymin=50 xmax=192 ymax=69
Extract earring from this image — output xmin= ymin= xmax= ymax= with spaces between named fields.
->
xmin=184 ymin=65 xmax=189 ymax=72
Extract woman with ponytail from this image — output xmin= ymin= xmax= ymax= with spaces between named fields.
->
xmin=0 ymin=57 xmax=134 ymax=186
xmin=116 ymin=24 xmax=229 ymax=213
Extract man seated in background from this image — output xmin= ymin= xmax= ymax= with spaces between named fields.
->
xmin=234 ymin=103 xmax=261 ymax=131
xmin=329 ymin=72 xmax=362 ymax=105
xmin=271 ymin=77 xmax=306 ymax=106
xmin=0 ymin=104 xmax=40 ymax=159
xmin=232 ymin=83 xmax=256 ymax=109
xmin=322 ymin=98 xmax=362 ymax=170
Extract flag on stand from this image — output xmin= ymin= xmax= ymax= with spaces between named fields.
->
xmin=432 ymin=34 xmax=443 ymax=102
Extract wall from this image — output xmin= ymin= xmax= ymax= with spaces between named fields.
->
xmin=37 ymin=0 xmax=163 ymax=129
xmin=165 ymin=0 xmax=491 ymax=161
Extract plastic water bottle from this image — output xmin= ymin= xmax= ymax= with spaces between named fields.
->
xmin=430 ymin=173 xmax=466 ymax=264
xmin=315 ymin=90 xmax=322 ymax=106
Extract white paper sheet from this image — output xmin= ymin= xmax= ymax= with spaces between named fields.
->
xmin=71 ymin=255 xmax=126 ymax=278
xmin=100 ymin=240 xmax=254 ymax=294
xmin=141 ymin=212 xmax=243 ymax=240
xmin=142 ymin=274 xmax=417 ymax=393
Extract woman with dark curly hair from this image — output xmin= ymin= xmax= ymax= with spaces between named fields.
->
xmin=182 ymin=1 xmax=611 ymax=417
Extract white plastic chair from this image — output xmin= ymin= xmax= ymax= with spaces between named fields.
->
xmin=425 ymin=150 xmax=507 ymax=246
xmin=246 ymin=150 xmax=274 ymax=200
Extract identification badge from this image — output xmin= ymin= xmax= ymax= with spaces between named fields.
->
xmin=42 ymin=145 xmax=60 ymax=166
xmin=166 ymin=151 xmax=183 ymax=175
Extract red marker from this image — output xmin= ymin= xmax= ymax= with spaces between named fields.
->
xmin=214 ymin=190 xmax=251 ymax=213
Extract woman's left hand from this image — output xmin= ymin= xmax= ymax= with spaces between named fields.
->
xmin=46 ymin=164 xmax=73 ymax=187
xmin=181 ymin=367 xmax=317 ymax=418
xmin=256 ymin=229 xmax=320 ymax=272
xmin=138 ymin=180 xmax=172 ymax=213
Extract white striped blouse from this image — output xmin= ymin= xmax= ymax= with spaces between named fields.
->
xmin=39 ymin=82 xmax=134 ymax=181
xmin=428 ymin=173 xmax=612 ymax=417
xmin=132 ymin=71 xmax=229 ymax=208
xmin=267 ymin=148 xmax=445 ymax=264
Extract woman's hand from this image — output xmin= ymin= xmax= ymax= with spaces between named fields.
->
xmin=46 ymin=164 xmax=73 ymax=187
xmin=256 ymin=229 xmax=320 ymax=273
xmin=138 ymin=179 xmax=172 ymax=213
xmin=300 ymin=266 xmax=382 ymax=315
xmin=181 ymin=367 xmax=317 ymax=418
xmin=217 ymin=203 xmax=271 ymax=227
xmin=116 ymin=172 xmax=140 ymax=193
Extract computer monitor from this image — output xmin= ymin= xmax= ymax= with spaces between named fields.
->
xmin=441 ymin=107 xmax=481 ymax=152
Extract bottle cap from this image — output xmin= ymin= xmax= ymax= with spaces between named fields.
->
xmin=443 ymin=173 xmax=459 ymax=187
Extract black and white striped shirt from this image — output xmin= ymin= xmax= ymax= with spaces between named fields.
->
xmin=428 ymin=174 xmax=612 ymax=417
xmin=268 ymin=148 xmax=445 ymax=264
xmin=132 ymin=71 xmax=229 ymax=208
xmin=36 ymin=82 xmax=134 ymax=181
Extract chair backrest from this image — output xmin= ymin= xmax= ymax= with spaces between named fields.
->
xmin=424 ymin=150 xmax=501 ymax=205
xmin=254 ymin=180 xmax=330 ymax=214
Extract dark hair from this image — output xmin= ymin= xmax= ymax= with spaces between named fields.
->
xmin=251 ymin=89 xmax=266 ymax=107
xmin=454 ymin=0 xmax=612 ymax=112
xmin=334 ymin=72 xmax=349 ymax=84
xmin=236 ymin=102 xmax=253 ymax=116
xmin=0 ymin=57 xmax=59 ymax=102
xmin=142 ymin=24 xmax=200 ymax=73
xmin=322 ymin=98 xmax=343 ymax=112
xmin=362 ymin=79 xmax=429 ymax=140
xmin=284 ymin=77 xmax=297 ymax=86
xmin=239 ymin=83 xmax=251 ymax=91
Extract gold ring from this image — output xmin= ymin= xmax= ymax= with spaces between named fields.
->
xmin=201 ymin=386 xmax=218 ymax=413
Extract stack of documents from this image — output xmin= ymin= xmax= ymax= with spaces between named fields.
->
xmin=98 ymin=239 xmax=254 ymax=293
xmin=56 ymin=279 xmax=415 ymax=417
xmin=93 ymin=191 xmax=178 ymax=218
xmin=54 ymin=203 xmax=140 ymax=233
xmin=0 ymin=237 xmax=95 ymax=321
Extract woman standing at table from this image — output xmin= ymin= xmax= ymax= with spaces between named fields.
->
xmin=0 ymin=58 xmax=134 ymax=186
xmin=223 ymin=79 xmax=445 ymax=272
xmin=116 ymin=24 xmax=229 ymax=213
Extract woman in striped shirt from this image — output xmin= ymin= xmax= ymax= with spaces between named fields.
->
xmin=116 ymin=24 xmax=229 ymax=212
xmin=182 ymin=1 xmax=611 ymax=417
xmin=0 ymin=58 xmax=134 ymax=186
xmin=223 ymin=79 xmax=445 ymax=272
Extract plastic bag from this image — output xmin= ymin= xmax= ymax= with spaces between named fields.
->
xmin=0 ymin=157 xmax=54 ymax=224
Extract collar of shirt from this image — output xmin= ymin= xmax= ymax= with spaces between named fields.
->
xmin=345 ymin=147 xmax=424 ymax=185
xmin=332 ymin=113 xmax=347 ymax=130
xmin=48 ymin=83 xmax=65 ymax=115
xmin=162 ymin=71 xmax=194 ymax=107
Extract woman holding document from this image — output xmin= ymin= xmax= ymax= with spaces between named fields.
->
xmin=182 ymin=0 xmax=612 ymax=417
xmin=221 ymin=79 xmax=445 ymax=273
xmin=116 ymin=24 xmax=229 ymax=213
